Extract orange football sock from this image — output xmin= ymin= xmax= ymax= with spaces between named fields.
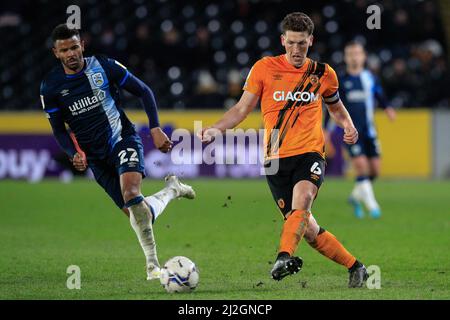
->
xmin=309 ymin=230 xmax=356 ymax=268
xmin=278 ymin=209 xmax=311 ymax=256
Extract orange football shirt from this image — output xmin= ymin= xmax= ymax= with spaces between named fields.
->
xmin=243 ymin=55 xmax=340 ymax=160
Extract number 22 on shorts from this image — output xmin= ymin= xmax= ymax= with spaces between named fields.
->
xmin=118 ymin=148 xmax=139 ymax=165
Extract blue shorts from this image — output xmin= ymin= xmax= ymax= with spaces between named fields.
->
xmin=87 ymin=134 xmax=146 ymax=209
xmin=346 ymin=134 xmax=381 ymax=158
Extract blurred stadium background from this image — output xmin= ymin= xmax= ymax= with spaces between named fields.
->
xmin=0 ymin=0 xmax=449 ymax=181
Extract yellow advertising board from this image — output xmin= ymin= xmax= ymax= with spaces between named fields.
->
xmin=373 ymin=110 xmax=431 ymax=177
xmin=0 ymin=109 xmax=431 ymax=177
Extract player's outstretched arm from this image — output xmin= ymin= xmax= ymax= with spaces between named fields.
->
xmin=121 ymin=73 xmax=173 ymax=153
xmin=326 ymin=99 xmax=358 ymax=145
xmin=372 ymin=77 xmax=396 ymax=122
xmin=197 ymin=91 xmax=259 ymax=142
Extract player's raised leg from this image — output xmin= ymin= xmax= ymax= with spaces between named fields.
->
xmin=143 ymin=174 xmax=196 ymax=221
xmin=121 ymin=174 xmax=196 ymax=219
xmin=121 ymin=172 xmax=160 ymax=280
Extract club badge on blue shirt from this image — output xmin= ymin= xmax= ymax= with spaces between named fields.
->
xmin=91 ymin=72 xmax=104 ymax=87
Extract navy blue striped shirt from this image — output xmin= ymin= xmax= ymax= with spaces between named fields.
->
xmin=40 ymin=55 xmax=159 ymax=159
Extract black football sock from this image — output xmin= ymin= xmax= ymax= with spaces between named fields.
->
xmin=348 ymin=260 xmax=363 ymax=272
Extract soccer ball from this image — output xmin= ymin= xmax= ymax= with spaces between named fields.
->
xmin=160 ymin=256 xmax=199 ymax=293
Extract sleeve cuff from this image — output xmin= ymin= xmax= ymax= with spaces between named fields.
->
xmin=323 ymin=90 xmax=340 ymax=104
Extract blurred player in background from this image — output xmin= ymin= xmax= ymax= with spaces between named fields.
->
xmin=325 ymin=41 xmax=396 ymax=219
xmin=40 ymin=24 xmax=195 ymax=281
xmin=199 ymin=13 xmax=368 ymax=287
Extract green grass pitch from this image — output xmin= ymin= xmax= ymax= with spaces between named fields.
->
xmin=0 ymin=178 xmax=449 ymax=299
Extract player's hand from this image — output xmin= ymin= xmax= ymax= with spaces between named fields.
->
xmin=71 ymin=152 xmax=87 ymax=171
xmin=196 ymin=127 xmax=222 ymax=143
xmin=343 ymin=126 xmax=358 ymax=145
xmin=385 ymin=107 xmax=396 ymax=122
xmin=151 ymin=127 xmax=173 ymax=153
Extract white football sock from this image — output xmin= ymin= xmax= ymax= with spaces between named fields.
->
xmin=144 ymin=187 xmax=177 ymax=220
xmin=128 ymin=199 xmax=159 ymax=267
xmin=351 ymin=182 xmax=364 ymax=201
xmin=356 ymin=179 xmax=379 ymax=211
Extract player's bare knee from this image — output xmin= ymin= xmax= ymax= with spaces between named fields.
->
xmin=355 ymin=166 xmax=369 ymax=177
xmin=297 ymin=192 xmax=315 ymax=210
xmin=122 ymin=187 xmax=141 ymax=203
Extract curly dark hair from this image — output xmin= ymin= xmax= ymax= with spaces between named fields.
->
xmin=281 ymin=12 xmax=314 ymax=35
xmin=51 ymin=23 xmax=80 ymax=44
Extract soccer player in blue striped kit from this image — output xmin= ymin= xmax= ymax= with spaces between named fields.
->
xmin=325 ymin=41 xmax=396 ymax=218
xmin=40 ymin=24 xmax=195 ymax=280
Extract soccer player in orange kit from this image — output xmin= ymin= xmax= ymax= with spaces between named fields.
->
xmin=198 ymin=12 xmax=368 ymax=287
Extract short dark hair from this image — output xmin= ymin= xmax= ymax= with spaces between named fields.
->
xmin=51 ymin=24 xmax=80 ymax=44
xmin=344 ymin=40 xmax=365 ymax=51
xmin=281 ymin=12 xmax=314 ymax=35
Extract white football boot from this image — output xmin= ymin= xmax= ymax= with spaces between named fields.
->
xmin=164 ymin=174 xmax=196 ymax=200
xmin=146 ymin=263 xmax=161 ymax=281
